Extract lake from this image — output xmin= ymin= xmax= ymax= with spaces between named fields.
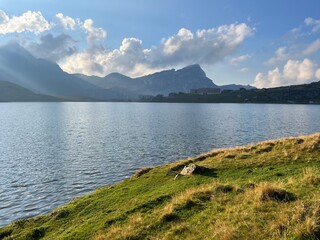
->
xmin=0 ymin=102 xmax=320 ymax=227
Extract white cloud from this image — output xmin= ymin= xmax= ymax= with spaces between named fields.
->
xmin=265 ymin=47 xmax=288 ymax=65
xmin=305 ymin=17 xmax=320 ymax=33
xmin=283 ymin=59 xmax=315 ymax=81
xmin=0 ymin=10 xmax=51 ymax=34
xmin=303 ymin=39 xmax=320 ymax=55
xmin=60 ymin=23 xmax=253 ymax=77
xmin=253 ymin=58 xmax=320 ymax=88
xmin=162 ymin=28 xmax=194 ymax=55
xmin=56 ymin=13 xmax=76 ymax=30
xmin=83 ymin=19 xmax=106 ymax=45
xmin=0 ymin=10 xmax=9 ymax=22
xmin=316 ymin=69 xmax=320 ymax=79
xmin=149 ymin=23 xmax=253 ymax=67
xmin=229 ymin=54 xmax=251 ymax=66
xmin=239 ymin=67 xmax=249 ymax=73
xmin=60 ymin=37 xmax=156 ymax=77
xmin=254 ymin=68 xmax=282 ymax=88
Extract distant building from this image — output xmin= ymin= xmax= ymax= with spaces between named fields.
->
xmin=190 ymin=88 xmax=221 ymax=95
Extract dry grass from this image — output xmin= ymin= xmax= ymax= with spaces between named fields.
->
xmin=301 ymin=168 xmax=320 ymax=185
xmin=252 ymin=182 xmax=296 ymax=202
xmin=297 ymin=134 xmax=320 ymax=152
xmin=94 ymin=214 xmax=145 ymax=240
xmin=292 ymin=201 xmax=320 ymax=239
xmin=212 ymin=219 xmax=238 ymax=240
xmin=161 ymin=185 xmax=214 ymax=221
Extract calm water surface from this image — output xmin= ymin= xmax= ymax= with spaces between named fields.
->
xmin=0 ymin=102 xmax=320 ymax=226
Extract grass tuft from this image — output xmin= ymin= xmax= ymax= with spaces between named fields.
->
xmin=212 ymin=220 xmax=238 ymax=240
xmin=254 ymin=182 xmax=296 ymax=202
xmin=25 ymin=228 xmax=46 ymax=240
xmin=301 ymin=168 xmax=320 ymax=185
xmin=215 ymin=184 xmax=234 ymax=193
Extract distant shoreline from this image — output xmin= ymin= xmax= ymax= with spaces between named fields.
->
xmin=1 ymin=100 xmax=319 ymax=105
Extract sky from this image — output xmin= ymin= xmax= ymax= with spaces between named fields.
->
xmin=0 ymin=0 xmax=320 ymax=87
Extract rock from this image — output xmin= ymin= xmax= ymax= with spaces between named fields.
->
xmin=180 ymin=164 xmax=201 ymax=175
xmin=172 ymin=164 xmax=208 ymax=180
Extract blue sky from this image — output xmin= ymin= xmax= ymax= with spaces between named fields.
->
xmin=0 ymin=0 xmax=320 ymax=87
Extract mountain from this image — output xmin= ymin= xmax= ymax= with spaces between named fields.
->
xmin=79 ymin=64 xmax=217 ymax=98
xmin=0 ymin=43 xmax=121 ymax=100
xmin=137 ymin=64 xmax=217 ymax=95
xmin=78 ymin=72 xmax=134 ymax=90
xmin=0 ymin=81 xmax=61 ymax=102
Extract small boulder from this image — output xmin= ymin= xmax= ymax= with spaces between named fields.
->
xmin=180 ymin=164 xmax=203 ymax=175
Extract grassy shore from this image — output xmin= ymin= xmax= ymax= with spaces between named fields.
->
xmin=1 ymin=133 xmax=320 ymax=240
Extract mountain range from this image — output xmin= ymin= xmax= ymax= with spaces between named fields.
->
xmin=0 ymin=43 xmax=254 ymax=102
xmin=78 ymin=65 xmax=255 ymax=99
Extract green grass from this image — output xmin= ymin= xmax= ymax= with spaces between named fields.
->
xmin=1 ymin=133 xmax=320 ymax=240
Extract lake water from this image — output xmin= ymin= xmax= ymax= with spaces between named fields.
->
xmin=0 ymin=102 xmax=320 ymax=226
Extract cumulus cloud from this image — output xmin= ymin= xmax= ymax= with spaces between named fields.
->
xmin=26 ymin=33 xmax=77 ymax=62
xmin=253 ymin=58 xmax=320 ymax=88
xmin=83 ymin=19 xmax=106 ymax=45
xmin=0 ymin=10 xmax=51 ymax=34
xmin=61 ymin=23 xmax=253 ymax=77
xmin=61 ymin=38 xmax=155 ymax=77
xmin=265 ymin=47 xmax=288 ymax=65
xmin=305 ymin=17 xmax=320 ymax=33
xmin=303 ymin=39 xmax=320 ymax=55
xmin=56 ymin=13 xmax=76 ymax=30
xmin=150 ymin=23 xmax=253 ymax=67
xmin=229 ymin=54 xmax=251 ymax=66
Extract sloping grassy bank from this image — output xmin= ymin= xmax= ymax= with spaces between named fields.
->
xmin=1 ymin=133 xmax=320 ymax=240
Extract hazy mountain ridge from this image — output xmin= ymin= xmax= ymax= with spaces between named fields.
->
xmin=0 ymin=43 xmax=124 ymax=100
xmin=0 ymin=81 xmax=61 ymax=102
